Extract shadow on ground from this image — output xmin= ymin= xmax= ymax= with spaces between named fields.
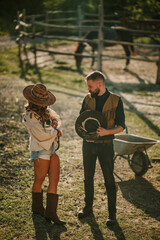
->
xmin=105 ymin=71 xmax=160 ymax=136
xmin=32 ymin=214 xmax=67 ymax=240
xmin=79 ymin=213 xmax=126 ymax=240
xmin=118 ymin=177 xmax=160 ymax=221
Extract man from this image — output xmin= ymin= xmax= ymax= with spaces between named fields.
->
xmin=78 ymin=71 xmax=125 ymax=227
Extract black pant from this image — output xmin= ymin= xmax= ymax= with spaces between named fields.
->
xmin=82 ymin=140 xmax=116 ymax=216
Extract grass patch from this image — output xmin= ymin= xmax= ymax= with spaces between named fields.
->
xmin=134 ymin=37 xmax=160 ymax=44
xmin=0 ymin=47 xmax=20 ymax=75
xmin=42 ymin=68 xmax=86 ymax=90
xmin=0 ymin=43 xmax=160 ymax=240
xmin=0 ymin=44 xmax=87 ymax=91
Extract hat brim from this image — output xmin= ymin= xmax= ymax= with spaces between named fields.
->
xmin=75 ymin=110 xmax=107 ymax=140
xmin=23 ymin=85 xmax=56 ymax=106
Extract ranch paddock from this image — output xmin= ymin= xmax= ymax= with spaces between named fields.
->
xmin=74 ymin=27 xmax=136 ymax=70
xmin=0 ymin=39 xmax=160 ymax=240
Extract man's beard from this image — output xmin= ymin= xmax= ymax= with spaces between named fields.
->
xmin=90 ymin=88 xmax=100 ymax=98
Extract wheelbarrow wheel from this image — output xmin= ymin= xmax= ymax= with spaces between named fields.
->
xmin=130 ymin=151 xmax=149 ymax=176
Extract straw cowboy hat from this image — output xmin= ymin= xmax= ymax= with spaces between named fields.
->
xmin=23 ymin=84 xmax=56 ymax=106
xmin=75 ymin=110 xmax=107 ymax=140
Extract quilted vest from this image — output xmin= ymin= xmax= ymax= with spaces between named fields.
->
xmin=84 ymin=92 xmax=120 ymax=129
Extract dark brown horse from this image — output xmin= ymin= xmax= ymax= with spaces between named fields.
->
xmin=74 ymin=26 xmax=136 ymax=70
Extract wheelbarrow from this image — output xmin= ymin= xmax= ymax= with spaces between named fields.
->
xmin=113 ymin=132 xmax=160 ymax=176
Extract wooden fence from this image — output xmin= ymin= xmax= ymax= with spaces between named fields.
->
xmin=15 ymin=5 xmax=160 ymax=84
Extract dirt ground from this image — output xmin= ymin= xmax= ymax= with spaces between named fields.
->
xmin=0 ymin=39 xmax=160 ymax=240
xmin=32 ymin=40 xmax=160 ymax=133
xmin=0 ymin=35 xmax=17 ymax=50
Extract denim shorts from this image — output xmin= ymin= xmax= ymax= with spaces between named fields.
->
xmin=30 ymin=143 xmax=56 ymax=161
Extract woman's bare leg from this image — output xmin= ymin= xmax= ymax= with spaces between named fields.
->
xmin=32 ymin=158 xmax=50 ymax=192
xmin=45 ymin=153 xmax=65 ymax=224
xmin=47 ymin=153 xmax=60 ymax=193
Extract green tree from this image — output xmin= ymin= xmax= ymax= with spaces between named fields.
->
xmin=43 ymin=0 xmax=160 ymax=19
xmin=1 ymin=0 xmax=159 ymax=34
xmin=0 ymin=0 xmax=44 ymax=33
xmin=126 ymin=0 xmax=160 ymax=19
xmin=43 ymin=0 xmax=81 ymax=11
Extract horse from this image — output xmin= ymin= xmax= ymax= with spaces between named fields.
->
xmin=74 ymin=26 xmax=136 ymax=70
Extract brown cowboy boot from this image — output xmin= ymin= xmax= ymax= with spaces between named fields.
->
xmin=45 ymin=193 xmax=66 ymax=225
xmin=32 ymin=191 xmax=45 ymax=216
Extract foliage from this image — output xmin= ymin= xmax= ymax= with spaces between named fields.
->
xmin=0 ymin=0 xmax=44 ymax=33
xmin=43 ymin=0 xmax=160 ymax=19
xmin=0 ymin=0 xmax=160 ymax=34
xmin=43 ymin=0 xmax=80 ymax=11
xmin=126 ymin=0 xmax=160 ymax=19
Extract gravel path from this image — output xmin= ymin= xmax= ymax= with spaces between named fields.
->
xmin=0 ymin=36 xmax=17 ymax=50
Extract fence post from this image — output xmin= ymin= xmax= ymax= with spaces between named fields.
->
xmin=45 ymin=11 xmax=49 ymax=47
xmin=97 ymin=3 xmax=104 ymax=71
xmin=156 ymin=49 xmax=160 ymax=85
xmin=16 ymin=11 xmax=21 ymax=61
xmin=32 ymin=15 xmax=37 ymax=66
xmin=22 ymin=9 xmax=28 ymax=58
xmin=78 ymin=5 xmax=82 ymax=38
xmin=16 ymin=11 xmax=25 ymax=76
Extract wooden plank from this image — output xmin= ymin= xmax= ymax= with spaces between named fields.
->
xmin=97 ymin=3 xmax=104 ymax=71
xmin=48 ymin=18 xmax=78 ymax=22
xmin=103 ymin=26 xmax=160 ymax=36
xmin=47 ymin=10 xmax=76 ymax=14
xmin=84 ymin=13 xmax=99 ymax=17
xmin=103 ymin=39 xmax=160 ymax=49
xmin=19 ymin=31 xmax=160 ymax=49
xmin=156 ymin=50 xmax=160 ymax=84
xmin=102 ymin=55 xmax=157 ymax=63
xmin=26 ymin=14 xmax=45 ymax=19
xmin=38 ymin=35 xmax=98 ymax=44
xmin=25 ymin=45 xmax=158 ymax=63
xmin=30 ymin=47 xmax=94 ymax=58
xmin=31 ymin=15 xmax=37 ymax=65
xmin=33 ymin=21 xmax=99 ymax=32
xmin=78 ymin=5 xmax=82 ymax=38
xmin=19 ymin=20 xmax=32 ymax=28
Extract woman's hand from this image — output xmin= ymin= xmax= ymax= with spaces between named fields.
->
xmin=57 ymin=129 xmax=62 ymax=137
xmin=51 ymin=119 xmax=62 ymax=137
xmin=51 ymin=119 xmax=58 ymax=129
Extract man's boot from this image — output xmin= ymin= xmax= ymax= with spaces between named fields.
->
xmin=32 ymin=191 xmax=45 ymax=216
xmin=106 ymin=213 xmax=117 ymax=227
xmin=45 ymin=193 xmax=66 ymax=225
xmin=78 ymin=205 xmax=93 ymax=219
xmin=78 ymin=179 xmax=93 ymax=219
xmin=106 ymin=186 xmax=117 ymax=227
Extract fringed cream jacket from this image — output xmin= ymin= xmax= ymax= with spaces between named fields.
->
xmin=24 ymin=108 xmax=61 ymax=151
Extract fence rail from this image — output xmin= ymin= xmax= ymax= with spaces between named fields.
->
xmin=15 ymin=6 xmax=160 ymax=84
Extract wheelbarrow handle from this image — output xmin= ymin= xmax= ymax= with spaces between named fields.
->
xmin=125 ymin=125 xmax=128 ymax=134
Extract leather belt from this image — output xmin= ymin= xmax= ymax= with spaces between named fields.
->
xmin=93 ymin=139 xmax=112 ymax=144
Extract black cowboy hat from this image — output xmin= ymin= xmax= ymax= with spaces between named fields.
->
xmin=75 ymin=110 xmax=107 ymax=140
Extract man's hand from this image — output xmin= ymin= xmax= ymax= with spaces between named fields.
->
xmin=96 ymin=127 xmax=109 ymax=136
xmin=96 ymin=126 xmax=124 ymax=136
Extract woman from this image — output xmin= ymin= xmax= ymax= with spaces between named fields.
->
xmin=23 ymin=83 xmax=65 ymax=225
